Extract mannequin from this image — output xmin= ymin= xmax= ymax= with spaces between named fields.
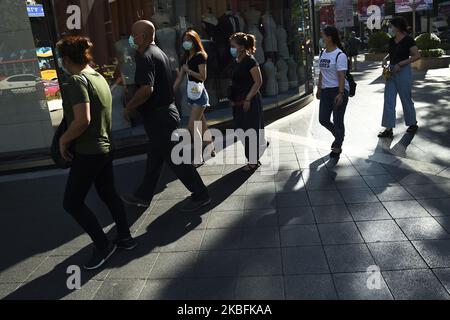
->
xmin=202 ymin=7 xmax=219 ymax=41
xmin=276 ymin=59 xmax=289 ymax=93
xmin=262 ymin=58 xmax=278 ymax=96
xmin=155 ymin=22 xmax=178 ymax=70
xmin=248 ymin=25 xmax=265 ymax=64
xmin=245 ymin=5 xmax=261 ymax=28
xmin=277 ymin=25 xmax=289 ymax=59
xmin=287 ymin=57 xmax=299 ymax=88
xmin=151 ymin=6 xmax=171 ymax=28
xmin=262 ymin=11 xmax=278 ymax=53
xmin=217 ymin=9 xmax=241 ymax=67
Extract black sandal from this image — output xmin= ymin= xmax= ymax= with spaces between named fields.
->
xmin=406 ymin=124 xmax=419 ymax=134
xmin=378 ymin=129 xmax=393 ymax=138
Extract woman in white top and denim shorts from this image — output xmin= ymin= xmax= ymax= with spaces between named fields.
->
xmin=174 ymin=29 xmax=215 ymax=167
xmin=317 ymin=26 xmax=350 ymax=159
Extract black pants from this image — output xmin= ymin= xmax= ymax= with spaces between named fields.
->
xmin=319 ymin=88 xmax=349 ymax=149
xmin=63 ymin=152 xmax=131 ymax=250
xmin=233 ymin=92 xmax=266 ymax=163
xmin=135 ymin=109 xmax=209 ymax=203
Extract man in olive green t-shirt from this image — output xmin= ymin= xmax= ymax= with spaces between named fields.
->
xmin=63 ymin=70 xmax=112 ymax=155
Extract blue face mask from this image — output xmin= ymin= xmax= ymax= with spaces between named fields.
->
xmin=182 ymin=41 xmax=193 ymax=51
xmin=58 ymin=57 xmax=70 ymax=75
xmin=230 ymin=47 xmax=238 ymax=58
xmin=128 ymin=35 xmax=138 ymax=50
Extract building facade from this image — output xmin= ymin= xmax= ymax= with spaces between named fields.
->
xmin=0 ymin=0 xmax=315 ymax=172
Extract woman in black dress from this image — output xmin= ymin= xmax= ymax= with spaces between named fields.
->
xmin=229 ymin=32 xmax=265 ymax=171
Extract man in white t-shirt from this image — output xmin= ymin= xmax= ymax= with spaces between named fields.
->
xmin=316 ymin=26 xmax=350 ymax=160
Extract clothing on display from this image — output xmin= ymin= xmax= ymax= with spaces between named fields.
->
xmin=262 ymin=58 xmax=278 ymax=96
xmin=276 ymin=59 xmax=289 ymax=93
xmin=277 ymin=25 xmax=289 ymax=59
xmin=262 ymin=12 xmax=278 ymax=53
xmin=155 ymin=24 xmax=179 ymax=71
xmin=287 ymin=57 xmax=299 ymax=88
xmin=247 ymin=25 xmax=265 ymax=65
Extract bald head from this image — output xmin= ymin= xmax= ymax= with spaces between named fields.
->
xmin=131 ymin=20 xmax=155 ymax=49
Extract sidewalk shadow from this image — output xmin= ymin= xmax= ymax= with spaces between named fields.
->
xmin=4 ymin=168 xmax=252 ymax=300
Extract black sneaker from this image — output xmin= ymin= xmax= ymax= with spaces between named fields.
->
xmin=180 ymin=195 xmax=211 ymax=212
xmin=121 ymin=194 xmax=150 ymax=208
xmin=378 ymin=129 xmax=393 ymax=138
xmin=83 ymin=242 xmax=117 ymax=271
xmin=114 ymin=237 xmax=137 ymax=250
xmin=329 ymin=151 xmax=341 ymax=159
xmin=406 ymin=124 xmax=419 ymax=133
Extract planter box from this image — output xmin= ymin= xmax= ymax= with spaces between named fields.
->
xmin=412 ymin=56 xmax=450 ymax=70
xmin=364 ymin=53 xmax=387 ymax=61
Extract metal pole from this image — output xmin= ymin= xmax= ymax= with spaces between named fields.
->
xmin=412 ymin=0 xmax=416 ymax=37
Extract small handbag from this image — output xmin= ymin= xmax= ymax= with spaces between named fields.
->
xmin=382 ymin=66 xmax=393 ymax=81
xmin=187 ymin=80 xmax=204 ymax=100
xmin=50 ymin=118 xmax=72 ymax=169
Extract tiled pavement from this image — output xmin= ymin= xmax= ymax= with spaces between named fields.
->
xmin=1 ymin=60 xmax=450 ymax=300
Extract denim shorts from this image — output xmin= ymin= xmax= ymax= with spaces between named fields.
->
xmin=187 ymin=89 xmax=210 ymax=108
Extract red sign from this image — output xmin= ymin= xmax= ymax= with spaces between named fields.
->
xmin=320 ymin=5 xmax=335 ymax=26
xmin=358 ymin=0 xmax=385 ymax=15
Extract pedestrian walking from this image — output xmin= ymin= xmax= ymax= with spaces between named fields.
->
xmin=378 ymin=17 xmax=421 ymax=139
xmin=121 ymin=20 xmax=211 ymax=212
xmin=57 ymin=36 xmax=135 ymax=271
xmin=316 ymin=26 xmax=350 ymax=159
xmin=346 ymin=31 xmax=361 ymax=71
xmin=173 ymin=29 xmax=215 ymax=167
xmin=229 ymin=32 xmax=266 ymax=171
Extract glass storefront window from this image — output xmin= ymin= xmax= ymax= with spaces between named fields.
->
xmin=0 ymin=0 xmax=315 ymax=170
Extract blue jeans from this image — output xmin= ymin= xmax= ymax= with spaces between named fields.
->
xmin=319 ymin=88 xmax=349 ymax=149
xmin=382 ymin=64 xmax=417 ymax=128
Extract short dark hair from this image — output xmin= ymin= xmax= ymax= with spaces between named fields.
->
xmin=391 ymin=16 xmax=408 ymax=33
xmin=56 ymin=35 xmax=93 ymax=65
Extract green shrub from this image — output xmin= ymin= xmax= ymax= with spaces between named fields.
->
xmin=368 ymin=32 xmax=391 ymax=53
xmin=415 ymin=33 xmax=441 ymax=50
xmin=419 ymin=49 xmax=445 ymax=57
xmin=440 ymin=42 xmax=450 ymax=51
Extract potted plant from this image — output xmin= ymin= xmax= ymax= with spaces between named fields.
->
xmin=366 ymin=31 xmax=391 ymax=61
xmin=412 ymin=33 xmax=450 ymax=70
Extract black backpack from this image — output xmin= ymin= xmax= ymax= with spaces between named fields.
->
xmin=320 ymin=50 xmax=357 ymax=97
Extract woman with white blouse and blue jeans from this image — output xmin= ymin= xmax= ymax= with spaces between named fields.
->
xmin=317 ymin=26 xmax=349 ymax=159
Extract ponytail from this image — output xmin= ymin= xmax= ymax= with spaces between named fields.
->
xmin=230 ymin=32 xmax=256 ymax=54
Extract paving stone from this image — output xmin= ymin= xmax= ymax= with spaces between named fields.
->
xmin=356 ymin=220 xmax=407 ymax=242
xmin=354 ymin=164 xmax=389 ymax=176
xmin=275 ymin=177 xmax=305 ymax=193
xmin=436 ymin=216 xmax=450 ymax=233
xmin=405 ymin=184 xmax=450 ymax=200
xmin=201 ymin=228 xmax=243 ymax=251
xmin=308 ymin=190 xmax=344 ymax=206
xmin=282 ymin=246 xmax=329 ymax=275
xmin=334 ymin=176 xmax=368 ymax=189
xmin=61 ymin=280 xmax=104 ymax=300
xmin=433 ymin=268 xmax=450 ymax=295
xmin=284 ymin=274 xmax=337 ymax=300
xmin=318 ymin=222 xmax=364 ymax=245
xmin=367 ymin=241 xmax=427 ymax=270
xmin=93 ymin=279 xmax=146 ymax=300
xmin=397 ymin=173 xmax=450 ymax=186
xmin=383 ymin=269 xmax=450 ymax=300
xmin=382 ymin=200 xmax=431 ymax=219
xmin=107 ymin=253 xmax=158 ymax=280
xmin=396 ymin=218 xmax=450 ymax=240
xmin=347 ymin=203 xmax=391 ymax=221
xmin=418 ymin=198 xmax=450 ymax=217
xmin=238 ymin=248 xmax=282 ymax=276
xmin=372 ymin=186 xmax=413 ymax=202
xmin=148 ymin=252 xmax=198 ymax=279
xmin=324 ymin=244 xmax=375 ymax=273
xmin=150 ymin=199 xmax=182 ymax=215
xmin=333 ymin=272 xmax=393 ymax=300
xmin=303 ymin=176 xmax=337 ymax=191
xmin=278 ymin=207 xmax=315 ymax=226
xmin=280 ymin=224 xmax=321 ymax=247
xmin=241 ymin=227 xmax=280 ymax=249
xmin=0 ymin=284 xmax=19 ymax=300
xmin=213 ymin=196 xmax=245 ymax=212
xmin=194 ymin=250 xmax=240 ymax=277
xmin=245 ymin=193 xmax=276 ymax=210
xmin=186 ymin=278 xmax=236 ymax=300
xmin=242 ymin=209 xmax=278 ymax=228
xmin=363 ymin=175 xmax=399 ymax=188
xmin=0 ymin=256 xmax=46 ymax=283
xmin=159 ymin=230 xmax=205 ymax=252
xmin=340 ymin=187 xmax=379 ymax=204
xmin=235 ymin=276 xmax=284 ymax=300
xmin=207 ymin=210 xmax=243 ymax=229
xmin=327 ymin=166 xmax=360 ymax=177
xmin=246 ymin=181 xmax=276 ymax=195
xmin=412 ymin=240 xmax=450 ymax=268
xmin=312 ymin=205 xmax=353 ymax=223
xmin=138 ymin=279 xmax=188 ymax=300
xmin=276 ymin=191 xmax=310 ymax=208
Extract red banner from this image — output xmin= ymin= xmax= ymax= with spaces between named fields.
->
xmin=320 ymin=5 xmax=335 ymax=26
